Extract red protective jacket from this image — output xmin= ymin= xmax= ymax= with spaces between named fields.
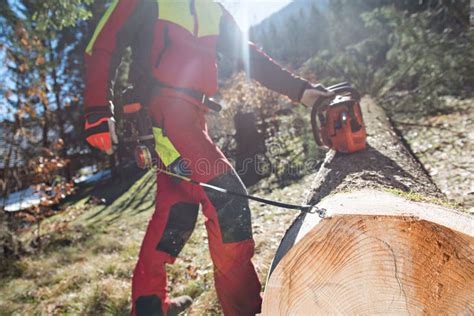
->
xmin=83 ymin=0 xmax=308 ymax=116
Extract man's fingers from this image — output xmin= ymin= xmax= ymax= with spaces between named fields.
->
xmin=85 ymin=115 xmax=115 ymax=154
xmin=100 ymin=137 xmax=114 ymax=155
xmin=301 ymin=88 xmax=334 ymax=107
xmin=108 ymin=118 xmax=119 ymax=144
xmin=318 ymin=90 xmax=335 ymax=97
xmin=309 ymin=88 xmax=334 ymax=97
xmin=87 ymin=134 xmax=113 ymax=154
xmin=88 ymin=136 xmax=100 ymax=149
xmin=308 ymin=90 xmax=329 ymax=98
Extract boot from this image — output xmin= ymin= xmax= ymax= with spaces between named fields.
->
xmin=167 ymin=295 xmax=193 ymax=316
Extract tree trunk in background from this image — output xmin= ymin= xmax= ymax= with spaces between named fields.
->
xmin=49 ymin=42 xmax=71 ymax=181
xmin=42 ymin=103 xmax=49 ymax=148
xmin=234 ymin=111 xmax=266 ymax=186
xmin=0 ymin=208 xmax=9 ymax=260
xmin=263 ymin=97 xmax=474 ymax=315
xmin=0 ymin=141 xmax=18 ymax=262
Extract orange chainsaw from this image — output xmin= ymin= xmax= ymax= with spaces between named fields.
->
xmin=311 ymin=82 xmax=366 ymax=153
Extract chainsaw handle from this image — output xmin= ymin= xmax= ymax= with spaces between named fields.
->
xmin=328 ymin=85 xmax=360 ymax=100
xmin=311 ymin=105 xmax=324 ymax=146
xmin=327 ymin=82 xmax=350 ymax=91
xmin=311 ymin=84 xmax=361 ymax=111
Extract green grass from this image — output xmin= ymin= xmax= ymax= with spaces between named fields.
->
xmin=0 ymin=168 xmax=311 ymax=315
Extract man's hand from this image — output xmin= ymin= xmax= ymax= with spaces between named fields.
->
xmin=300 ymin=84 xmax=334 ymax=108
xmin=85 ymin=112 xmax=118 ymax=155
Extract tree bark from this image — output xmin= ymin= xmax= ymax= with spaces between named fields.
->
xmin=48 ymin=41 xmax=71 ymax=181
xmin=42 ymin=103 xmax=49 ymax=148
xmin=262 ymin=97 xmax=474 ymax=315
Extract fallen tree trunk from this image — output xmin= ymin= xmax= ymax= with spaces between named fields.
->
xmin=262 ymin=97 xmax=474 ymax=315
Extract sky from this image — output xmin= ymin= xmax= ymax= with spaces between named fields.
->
xmin=220 ymin=0 xmax=291 ymax=31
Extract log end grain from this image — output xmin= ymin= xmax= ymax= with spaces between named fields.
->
xmin=263 ymin=209 xmax=474 ymax=315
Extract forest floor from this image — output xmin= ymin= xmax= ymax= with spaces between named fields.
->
xmin=0 ymin=167 xmax=312 ymax=315
xmin=388 ymin=96 xmax=474 ymax=211
xmin=0 ymin=97 xmax=471 ymax=315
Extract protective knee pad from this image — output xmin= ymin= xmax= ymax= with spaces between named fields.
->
xmin=156 ymin=203 xmax=199 ymax=257
xmin=204 ymin=170 xmax=253 ymax=243
xmin=135 ymin=295 xmax=163 ymax=316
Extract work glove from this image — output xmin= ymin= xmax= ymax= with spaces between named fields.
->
xmin=84 ymin=108 xmax=118 ymax=155
xmin=299 ymin=83 xmax=334 ymax=108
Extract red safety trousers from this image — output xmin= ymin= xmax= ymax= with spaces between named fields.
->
xmin=131 ymin=93 xmax=262 ymax=316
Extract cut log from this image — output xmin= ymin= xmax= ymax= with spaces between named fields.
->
xmin=262 ymin=97 xmax=474 ymax=315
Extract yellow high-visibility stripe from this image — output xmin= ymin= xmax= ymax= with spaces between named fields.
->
xmin=152 ymin=127 xmax=180 ymax=167
xmin=86 ymin=0 xmax=223 ymax=55
xmin=85 ymin=0 xmax=120 ymax=55
xmin=157 ymin=0 xmax=194 ymax=34
xmin=157 ymin=0 xmax=222 ymax=37
xmin=196 ymin=0 xmax=222 ymax=37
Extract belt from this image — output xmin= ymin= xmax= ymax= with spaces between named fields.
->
xmin=175 ymin=87 xmax=222 ymax=112
xmin=155 ymin=82 xmax=222 ymax=112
